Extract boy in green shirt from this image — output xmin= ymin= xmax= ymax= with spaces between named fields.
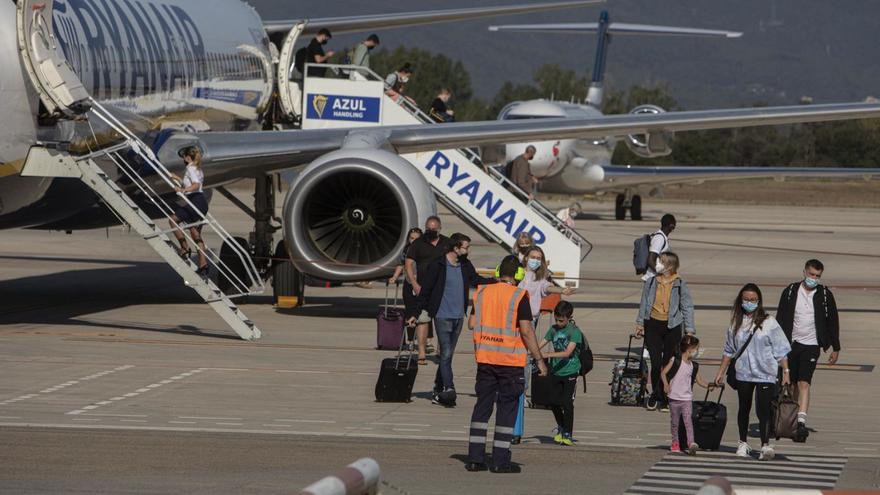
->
xmin=542 ymin=300 xmax=584 ymax=446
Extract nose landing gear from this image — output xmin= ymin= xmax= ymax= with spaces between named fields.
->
xmin=614 ymin=190 xmax=642 ymax=221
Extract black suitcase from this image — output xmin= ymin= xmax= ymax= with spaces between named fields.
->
xmin=375 ymin=330 xmax=418 ymax=402
xmin=678 ymin=386 xmax=727 ymax=451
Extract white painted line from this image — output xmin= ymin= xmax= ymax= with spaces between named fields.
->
xmin=392 ymin=428 xmax=423 ymax=432
xmin=844 ymin=447 xmax=878 ymax=452
xmin=618 ymin=437 xmax=643 ymax=441
xmin=574 ymin=430 xmax=615 ymax=434
xmin=63 ymin=368 xmax=199 ymax=416
xmin=345 ymin=427 xmax=374 ymax=431
xmin=123 ymin=393 xmax=139 ymax=398
xmin=109 ymin=397 xmax=125 ymax=401
xmin=72 ymin=418 xmax=101 ymax=422
xmin=263 ymin=424 xmax=292 ymax=427
xmin=371 ymin=422 xmax=431 ymax=427
xmin=0 ymin=416 xmax=21 ymax=419
xmin=96 ymin=401 xmax=111 ymax=406
xmin=169 ymin=421 xmax=196 ymax=425
xmin=202 ymin=367 xmax=248 ymax=371
xmin=67 ymin=411 xmax=84 ymax=415
xmin=82 ymin=405 xmax=98 ymax=410
xmin=179 ymin=416 xmax=243 ymax=421
xmin=274 ymin=419 xmax=336 ymax=424
xmin=159 ymin=380 xmax=173 ymax=385
xmin=442 ymin=430 xmax=465 ymax=434
xmin=82 ymin=413 xmax=147 ymax=418
xmin=135 ymin=388 xmax=150 ymax=393
xmin=275 ymin=370 xmax=330 ymax=374
xmin=120 ymin=419 xmax=147 ymax=423
xmin=215 ymin=422 xmax=244 ymax=426
xmin=145 ymin=384 xmax=162 ymax=389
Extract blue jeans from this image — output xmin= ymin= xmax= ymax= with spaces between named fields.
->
xmin=434 ymin=317 xmax=463 ymax=392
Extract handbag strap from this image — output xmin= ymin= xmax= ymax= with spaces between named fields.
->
xmin=733 ymin=325 xmax=756 ymax=361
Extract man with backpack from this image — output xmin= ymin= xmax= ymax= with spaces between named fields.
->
xmin=507 ymin=145 xmax=537 ymax=200
xmin=348 ymin=34 xmax=380 ymax=76
xmin=775 ymin=259 xmax=841 ymax=441
xmin=633 ymin=213 xmax=676 ymax=281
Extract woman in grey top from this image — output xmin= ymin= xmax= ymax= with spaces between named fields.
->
xmin=714 ymin=283 xmax=791 ymax=461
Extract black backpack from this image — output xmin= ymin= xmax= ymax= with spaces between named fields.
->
xmin=293 ymin=47 xmax=307 ymax=73
xmin=666 ymin=356 xmax=699 ymax=389
xmin=577 ymin=338 xmax=594 ymax=393
xmin=503 ymin=159 xmax=515 ymax=179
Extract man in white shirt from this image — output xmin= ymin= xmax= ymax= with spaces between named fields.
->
xmin=642 ymin=214 xmax=676 ymax=281
xmin=776 ymin=259 xmax=841 ymax=442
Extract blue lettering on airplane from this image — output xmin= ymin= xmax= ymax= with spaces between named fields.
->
xmin=305 ymin=94 xmax=381 ymax=122
xmin=425 ymin=151 xmax=546 ymax=245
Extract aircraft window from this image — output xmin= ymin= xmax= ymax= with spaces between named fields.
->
xmin=503 ymin=115 xmax=558 ymax=120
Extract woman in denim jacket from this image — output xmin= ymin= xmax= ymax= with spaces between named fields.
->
xmin=714 ymin=283 xmax=791 ymax=461
xmin=635 ymin=252 xmax=695 ymax=412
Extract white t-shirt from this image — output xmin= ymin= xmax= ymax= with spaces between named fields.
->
xmin=183 ymin=164 xmax=204 ymax=194
xmin=641 ymin=230 xmax=670 ymax=281
xmin=792 ymin=284 xmax=819 ymax=345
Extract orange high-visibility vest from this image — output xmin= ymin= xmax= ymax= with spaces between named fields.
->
xmin=472 ymin=283 xmax=529 ymax=367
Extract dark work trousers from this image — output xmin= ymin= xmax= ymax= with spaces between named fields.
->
xmin=550 ymin=375 xmax=578 ymax=436
xmin=645 ymin=318 xmax=682 ymax=403
xmin=737 ymin=381 xmax=777 ymax=445
xmin=468 ymin=364 xmax=526 ymax=468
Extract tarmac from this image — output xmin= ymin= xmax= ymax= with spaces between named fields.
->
xmin=1 ymin=192 xmax=878 ymax=494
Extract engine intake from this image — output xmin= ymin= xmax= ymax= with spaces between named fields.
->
xmin=625 ymin=104 xmax=674 ymax=158
xmin=283 ymin=149 xmax=435 ymax=281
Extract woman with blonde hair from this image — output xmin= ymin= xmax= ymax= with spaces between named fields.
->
xmin=635 ymin=251 xmax=696 ymax=412
xmin=169 ymin=147 xmax=210 ymax=275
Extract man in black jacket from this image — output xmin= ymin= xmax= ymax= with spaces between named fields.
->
xmin=776 ymin=259 xmax=841 ymax=441
xmin=408 ymin=233 xmax=495 ymax=406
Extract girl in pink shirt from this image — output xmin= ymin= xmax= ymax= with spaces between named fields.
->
xmin=661 ymin=335 xmax=714 ymax=454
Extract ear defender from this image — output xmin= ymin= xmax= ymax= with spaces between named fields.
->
xmin=494 ymin=265 xmax=526 ymax=282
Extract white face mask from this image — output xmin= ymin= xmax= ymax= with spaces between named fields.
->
xmin=400 ymin=75 xmax=409 ymax=83
xmin=655 ymin=260 xmax=665 ymax=274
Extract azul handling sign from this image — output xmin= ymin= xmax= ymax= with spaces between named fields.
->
xmin=306 ymin=94 xmax=381 ymax=122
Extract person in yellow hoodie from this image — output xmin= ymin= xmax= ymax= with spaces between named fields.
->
xmin=635 ymin=252 xmax=696 ymax=412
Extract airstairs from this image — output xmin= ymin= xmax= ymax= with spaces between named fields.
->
xmin=297 ymin=65 xmax=592 ymax=286
xmin=22 ymin=99 xmax=263 ymax=341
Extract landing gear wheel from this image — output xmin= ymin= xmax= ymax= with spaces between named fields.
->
xmin=272 ymin=240 xmax=305 ymax=308
xmin=615 ymin=194 xmax=626 ymax=220
xmin=631 ymin=195 xmax=643 ymax=221
xmin=216 ymin=236 xmax=250 ymax=297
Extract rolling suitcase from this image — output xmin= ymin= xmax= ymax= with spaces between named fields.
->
xmin=610 ymin=334 xmax=647 ymax=406
xmin=679 ymin=386 xmax=728 ymax=451
xmin=374 ymin=330 xmax=418 ymax=402
xmin=377 ymin=282 xmax=405 ymax=350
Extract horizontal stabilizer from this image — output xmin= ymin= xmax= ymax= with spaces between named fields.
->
xmin=264 ymin=0 xmax=604 ymax=35
xmin=488 ymin=22 xmax=742 ymax=38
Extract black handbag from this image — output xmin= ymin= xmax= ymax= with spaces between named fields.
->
xmin=726 ymin=327 xmax=755 ymax=390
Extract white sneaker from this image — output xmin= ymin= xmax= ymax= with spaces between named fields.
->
xmin=736 ymin=441 xmax=752 ymax=458
xmin=759 ymin=445 xmax=775 ymax=461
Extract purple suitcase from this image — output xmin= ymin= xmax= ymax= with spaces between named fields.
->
xmin=377 ymin=283 xmax=406 ymax=350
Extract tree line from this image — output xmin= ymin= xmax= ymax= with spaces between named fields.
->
xmin=364 ymin=47 xmax=880 ymax=168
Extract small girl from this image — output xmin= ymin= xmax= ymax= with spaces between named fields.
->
xmin=541 ymin=300 xmax=584 ymax=446
xmin=661 ymin=334 xmax=713 ymax=455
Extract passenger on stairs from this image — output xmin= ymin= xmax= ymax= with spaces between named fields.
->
xmin=385 ymin=63 xmax=415 ymax=104
xmin=169 ymin=147 xmax=209 ymax=276
xmin=430 ymin=88 xmax=455 ymax=122
xmin=509 ymin=145 xmax=537 ymax=200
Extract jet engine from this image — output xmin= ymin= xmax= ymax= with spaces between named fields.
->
xmin=625 ymin=104 xmax=674 ymax=158
xmin=282 ymin=148 xmax=436 ymax=281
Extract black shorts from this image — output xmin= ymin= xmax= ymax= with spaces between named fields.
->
xmin=789 ymin=341 xmax=821 ymax=384
xmin=174 ymin=192 xmax=209 ymax=225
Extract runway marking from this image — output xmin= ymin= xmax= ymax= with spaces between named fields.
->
xmin=442 ymin=430 xmax=465 ymax=434
xmin=1 ymin=365 xmax=134 ymax=406
xmin=625 ymin=451 xmax=847 ymax=494
xmin=263 ymin=424 xmax=291 ymax=427
xmin=274 ymin=419 xmax=336 ymax=424
xmin=215 ymin=422 xmax=243 ymax=426
xmin=169 ymin=421 xmax=196 ymax=425
xmin=71 ymin=418 xmax=100 ymax=422
xmin=120 ymin=419 xmax=147 ymax=423
xmin=392 ymin=428 xmax=423 ymax=432
xmin=844 ymin=447 xmax=878 ymax=452
xmin=179 ymin=416 xmax=242 ymax=421
xmin=275 ymin=370 xmax=329 ymax=374
xmin=574 ymin=430 xmax=615 ymax=434
xmin=0 ymin=416 xmax=21 ymax=419
xmin=82 ymin=413 xmax=147 ymax=417
xmin=371 ymin=422 xmax=431 ymax=427
xmin=65 ymin=368 xmax=203 ymax=415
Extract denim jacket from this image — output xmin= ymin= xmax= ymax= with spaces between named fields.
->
xmin=636 ymin=276 xmax=696 ymax=333
xmin=723 ymin=315 xmax=791 ymax=383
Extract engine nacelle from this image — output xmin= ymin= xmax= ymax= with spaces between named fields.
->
xmin=282 ymin=148 xmax=436 ymax=281
xmin=625 ymin=104 xmax=674 ymax=158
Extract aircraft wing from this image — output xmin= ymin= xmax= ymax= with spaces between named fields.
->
xmin=488 ymin=22 xmax=742 ymax=37
xmin=181 ymin=101 xmax=880 ymax=185
xmin=262 ymin=1 xmax=603 ymax=35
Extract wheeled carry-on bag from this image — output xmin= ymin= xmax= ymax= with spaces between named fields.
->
xmin=679 ymin=385 xmax=728 ymax=451
xmin=374 ymin=328 xmax=418 ymax=402
xmin=610 ymin=334 xmax=647 ymax=406
xmin=376 ymin=282 xmax=405 ymax=350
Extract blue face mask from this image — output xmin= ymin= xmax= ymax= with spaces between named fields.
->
xmin=527 ymin=259 xmax=541 ymax=271
xmin=741 ymin=301 xmax=758 ymax=313
xmin=804 ymin=277 xmax=819 ymax=289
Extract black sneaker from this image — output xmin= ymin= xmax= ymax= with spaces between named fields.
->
xmin=431 ymin=394 xmax=441 ymax=405
xmin=510 ymin=436 xmax=521 ymax=445
xmin=646 ymin=396 xmax=658 ymax=411
xmin=490 ymin=464 xmax=521 ymax=474
xmin=795 ymin=422 xmax=809 ymax=442
xmin=465 ymin=462 xmax=488 ymax=472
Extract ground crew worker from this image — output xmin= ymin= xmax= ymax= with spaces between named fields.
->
xmin=465 ymin=255 xmax=547 ymax=474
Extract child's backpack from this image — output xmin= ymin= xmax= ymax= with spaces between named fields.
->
xmin=666 ymin=356 xmax=698 ymax=389
xmin=632 ymin=232 xmax=665 ymax=275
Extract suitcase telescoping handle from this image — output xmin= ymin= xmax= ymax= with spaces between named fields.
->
xmin=384 ymin=281 xmax=400 ymax=319
xmin=624 ymin=333 xmax=646 ymax=365
xmin=395 ymin=320 xmax=414 ymax=371
xmin=703 ymin=384 xmax=725 ymax=403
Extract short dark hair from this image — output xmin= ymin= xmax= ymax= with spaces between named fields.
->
xmin=425 ymin=215 xmax=441 ymax=226
xmin=317 ymin=28 xmax=332 ymax=38
xmin=446 ymin=232 xmax=471 ymax=252
xmin=498 ymin=255 xmax=521 ymax=278
xmin=367 ymin=34 xmax=380 ymax=44
xmin=554 ymin=300 xmax=574 ymax=319
xmin=525 ymin=145 xmax=536 ymax=154
xmin=399 ymin=63 xmax=413 ymax=74
xmin=805 ymin=259 xmax=824 ymax=272
xmin=661 ymin=214 xmax=677 ymax=228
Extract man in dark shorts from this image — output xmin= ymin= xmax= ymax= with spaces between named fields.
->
xmin=776 ymin=259 xmax=841 ymax=441
xmin=405 ymin=215 xmax=448 ymax=364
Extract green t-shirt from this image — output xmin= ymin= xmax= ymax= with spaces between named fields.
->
xmin=544 ymin=323 xmax=584 ymax=377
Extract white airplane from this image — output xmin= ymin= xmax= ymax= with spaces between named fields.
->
xmin=489 ymin=11 xmax=880 ymax=220
xmin=2 ymin=0 xmax=879 ymax=287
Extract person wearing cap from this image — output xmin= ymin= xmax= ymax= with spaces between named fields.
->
xmin=350 ymin=34 xmax=380 ymax=73
xmin=465 ymin=255 xmax=547 ymax=474
xmin=293 ymin=28 xmax=334 ymax=79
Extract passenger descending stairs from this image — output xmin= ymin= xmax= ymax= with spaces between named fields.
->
xmin=22 ymin=99 xmax=263 ymax=341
